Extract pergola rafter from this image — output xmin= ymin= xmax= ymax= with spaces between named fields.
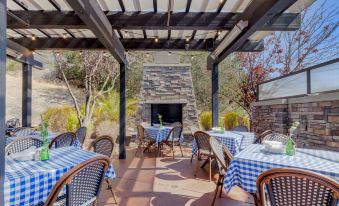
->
xmin=7 ymin=11 xmax=301 ymax=31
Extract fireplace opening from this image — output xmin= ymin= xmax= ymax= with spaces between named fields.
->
xmin=151 ymin=104 xmax=182 ymax=125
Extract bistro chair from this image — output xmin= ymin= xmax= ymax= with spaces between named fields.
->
xmin=43 ymin=156 xmax=110 ymax=206
xmin=5 ymin=118 xmax=20 ymax=135
xmin=75 ymin=127 xmax=87 ymax=147
xmin=135 ymin=124 xmax=156 ymax=157
xmin=262 ymin=133 xmax=289 ymax=145
xmin=232 ymin=125 xmax=249 ymax=132
xmin=13 ymin=127 xmax=36 ymax=137
xmin=254 ymin=130 xmax=273 ymax=144
xmin=5 ymin=137 xmax=43 ymax=155
xmin=159 ymin=125 xmax=184 ymax=159
xmin=209 ymin=137 xmax=233 ymax=206
xmin=49 ymin=132 xmax=76 ymax=149
xmin=193 ymin=131 xmax=215 ymax=182
xmin=256 ymin=168 xmax=339 ymax=206
xmin=92 ymin=136 xmax=117 ymax=204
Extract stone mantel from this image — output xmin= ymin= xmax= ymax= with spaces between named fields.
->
xmin=145 ymin=100 xmax=188 ymax=104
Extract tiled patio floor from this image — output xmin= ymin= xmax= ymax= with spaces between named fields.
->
xmin=97 ymin=143 xmax=255 ymax=206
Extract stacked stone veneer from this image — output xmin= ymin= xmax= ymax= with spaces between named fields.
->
xmin=252 ymin=92 xmax=339 ymax=151
xmin=136 ymin=64 xmax=199 ymax=134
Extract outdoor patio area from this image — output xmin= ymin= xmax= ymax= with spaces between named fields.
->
xmin=1 ymin=0 xmax=339 ymax=205
xmin=98 ymin=143 xmax=254 ymax=206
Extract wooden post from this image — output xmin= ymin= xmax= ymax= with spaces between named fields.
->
xmin=22 ymin=58 xmax=32 ymax=127
xmin=0 ymin=0 xmax=6 ymax=204
xmin=119 ymin=63 xmax=126 ymax=159
xmin=212 ymin=63 xmax=219 ymax=127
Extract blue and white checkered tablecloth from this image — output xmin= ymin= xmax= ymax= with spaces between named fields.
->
xmin=6 ymin=132 xmax=81 ymax=148
xmin=5 ymin=146 xmax=116 ymax=206
xmin=224 ymin=144 xmax=339 ymax=194
xmin=145 ymin=126 xmax=172 ymax=144
xmin=192 ymin=131 xmax=255 ymax=156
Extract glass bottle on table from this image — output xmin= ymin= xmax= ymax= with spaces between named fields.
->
xmin=285 ymin=135 xmax=295 ymax=156
xmin=40 ymin=121 xmax=50 ymax=161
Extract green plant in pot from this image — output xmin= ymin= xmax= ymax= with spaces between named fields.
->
xmin=158 ymin=114 xmax=163 ymax=128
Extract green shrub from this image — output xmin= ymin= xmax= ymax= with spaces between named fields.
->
xmin=42 ymin=105 xmax=80 ymax=132
xmin=238 ymin=116 xmax=250 ymax=129
xmin=224 ymin=112 xmax=239 ymax=130
xmin=199 ymin=111 xmax=212 ymax=131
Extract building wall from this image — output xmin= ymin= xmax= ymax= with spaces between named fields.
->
xmin=252 ymin=92 xmax=339 ymax=151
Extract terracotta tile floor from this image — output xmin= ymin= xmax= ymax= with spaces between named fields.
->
xmin=97 ymin=143 xmax=255 ymax=206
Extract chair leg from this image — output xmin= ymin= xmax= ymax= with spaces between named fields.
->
xmin=106 ymin=179 xmax=118 ymax=204
xmin=134 ymin=142 xmax=141 ymax=157
xmin=211 ymin=175 xmax=222 ymax=206
xmin=251 ymin=193 xmax=259 ymax=206
xmin=194 ymin=155 xmax=200 ymax=177
xmin=172 ymin=143 xmax=175 ymax=159
xmin=209 ymin=157 xmax=212 ymax=182
xmin=179 ymin=143 xmax=184 ymax=157
xmin=190 ymin=154 xmax=194 ymax=163
xmin=219 ymin=176 xmax=224 ymax=198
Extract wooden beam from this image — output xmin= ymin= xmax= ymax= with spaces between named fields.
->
xmin=0 ymin=0 xmax=6 ymax=205
xmin=65 ymin=29 xmax=75 ymax=38
xmin=143 ymin=30 xmax=147 ymax=39
xmin=7 ymin=39 xmax=43 ymax=68
xmin=153 ymin=0 xmax=157 ymax=13
xmin=211 ymin=0 xmax=298 ymax=64
xmin=7 ymin=11 xmax=301 ymax=31
xmin=48 ymin=0 xmax=61 ymax=11
xmin=10 ymin=37 xmax=264 ymax=52
xmin=119 ymin=63 xmax=126 ymax=159
xmin=167 ymin=0 xmax=172 ymax=27
xmin=65 ymin=0 xmax=126 ymax=63
xmin=22 ymin=59 xmax=32 ymax=127
xmin=118 ymin=0 xmax=125 ymax=12
xmin=217 ymin=0 xmax=227 ymax=13
xmin=186 ymin=0 xmax=192 ymax=13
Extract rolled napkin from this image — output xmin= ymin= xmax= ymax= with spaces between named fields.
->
xmin=9 ymin=146 xmax=37 ymax=161
xmin=263 ymin=140 xmax=285 ymax=154
xmin=211 ymin=127 xmax=222 ymax=132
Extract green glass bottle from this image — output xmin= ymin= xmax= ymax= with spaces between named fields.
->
xmin=285 ymin=136 xmax=295 ymax=156
xmin=40 ymin=122 xmax=50 ymax=161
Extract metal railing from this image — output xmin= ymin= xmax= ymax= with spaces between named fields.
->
xmin=257 ymin=58 xmax=339 ymax=101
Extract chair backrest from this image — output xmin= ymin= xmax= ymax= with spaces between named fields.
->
xmin=49 ymin=132 xmax=76 ymax=149
xmin=6 ymin=118 xmax=20 ymax=128
xmin=262 ymin=133 xmax=289 ymax=145
xmin=254 ymin=130 xmax=273 ymax=144
xmin=232 ymin=125 xmax=249 ymax=132
xmin=76 ymin=127 xmax=87 ymax=146
xmin=256 ymin=168 xmax=339 ymax=206
xmin=13 ymin=127 xmax=35 ymax=137
xmin=92 ymin=136 xmax=114 ymax=158
xmin=209 ymin=137 xmax=233 ymax=174
xmin=166 ymin=125 xmax=183 ymax=142
xmin=44 ymin=156 xmax=110 ymax=206
xmin=137 ymin=124 xmax=146 ymax=140
xmin=5 ymin=137 xmax=43 ymax=155
xmin=193 ymin=131 xmax=212 ymax=152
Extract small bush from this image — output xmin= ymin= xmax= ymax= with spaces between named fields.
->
xmin=238 ymin=116 xmax=250 ymax=129
xmin=200 ymin=111 xmax=212 ymax=131
xmin=42 ymin=105 xmax=80 ymax=132
xmin=224 ymin=112 xmax=239 ymax=130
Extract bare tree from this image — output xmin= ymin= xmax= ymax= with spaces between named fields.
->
xmin=53 ymin=51 xmax=119 ymax=127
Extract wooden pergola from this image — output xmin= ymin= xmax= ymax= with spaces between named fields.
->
xmin=0 ymin=0 xmax=313 ymax=203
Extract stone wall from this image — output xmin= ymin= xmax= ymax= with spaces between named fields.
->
xmin=136 ymin=63 xmax=199 ymax=134
xmin=252 ymin=92 xmax=339 ymax=151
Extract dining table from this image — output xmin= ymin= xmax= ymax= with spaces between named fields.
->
xmin=224 ymin=144 xmax=339 ymax=194
xmin=144 ymin=126 xmax=173 ymax=144
xmin=5 ymin=146 xmax=116 ymax=206
xmin=192 ymin=131 xmax=256 ymax=156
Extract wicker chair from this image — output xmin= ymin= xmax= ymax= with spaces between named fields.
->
xmin=92 ymin=136 xmax=117 ymax=204
xmin=49 ymin=132 xmax=76 ymax=149
xmin=192 ymin=131 xmax=215 ymax=181
xmin=75 ymin=127 xmax=87 ymax=147
xmin=262 ymin=133 xmax=289 ymax=145
xmin=5 ymin=137 xmax=43 ymax=155
xmin=232 ymin=125 xmax=249 ymax=132
xmin=43 ymin=156 xmax=110 ymax=206
xmin=254 ymin=130 xmax=273 ymax=144
xmin=159 ymin=125 xmax=184 ymax=159
xmin=256 ymin=168 xmax=339 ymax=206
xmin=209 ymin=137 xmax=233 ymax=206
xmin=6 ymin=118 xmax=20 ymax=135
xmin=135 ymin=124 xmax=156 ymax=157
xmin=13 ymin=127 xmax=35 ymax=137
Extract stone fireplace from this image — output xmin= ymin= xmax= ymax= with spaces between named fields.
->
xmin=136 ymin=52 xmax=198 ymax=134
